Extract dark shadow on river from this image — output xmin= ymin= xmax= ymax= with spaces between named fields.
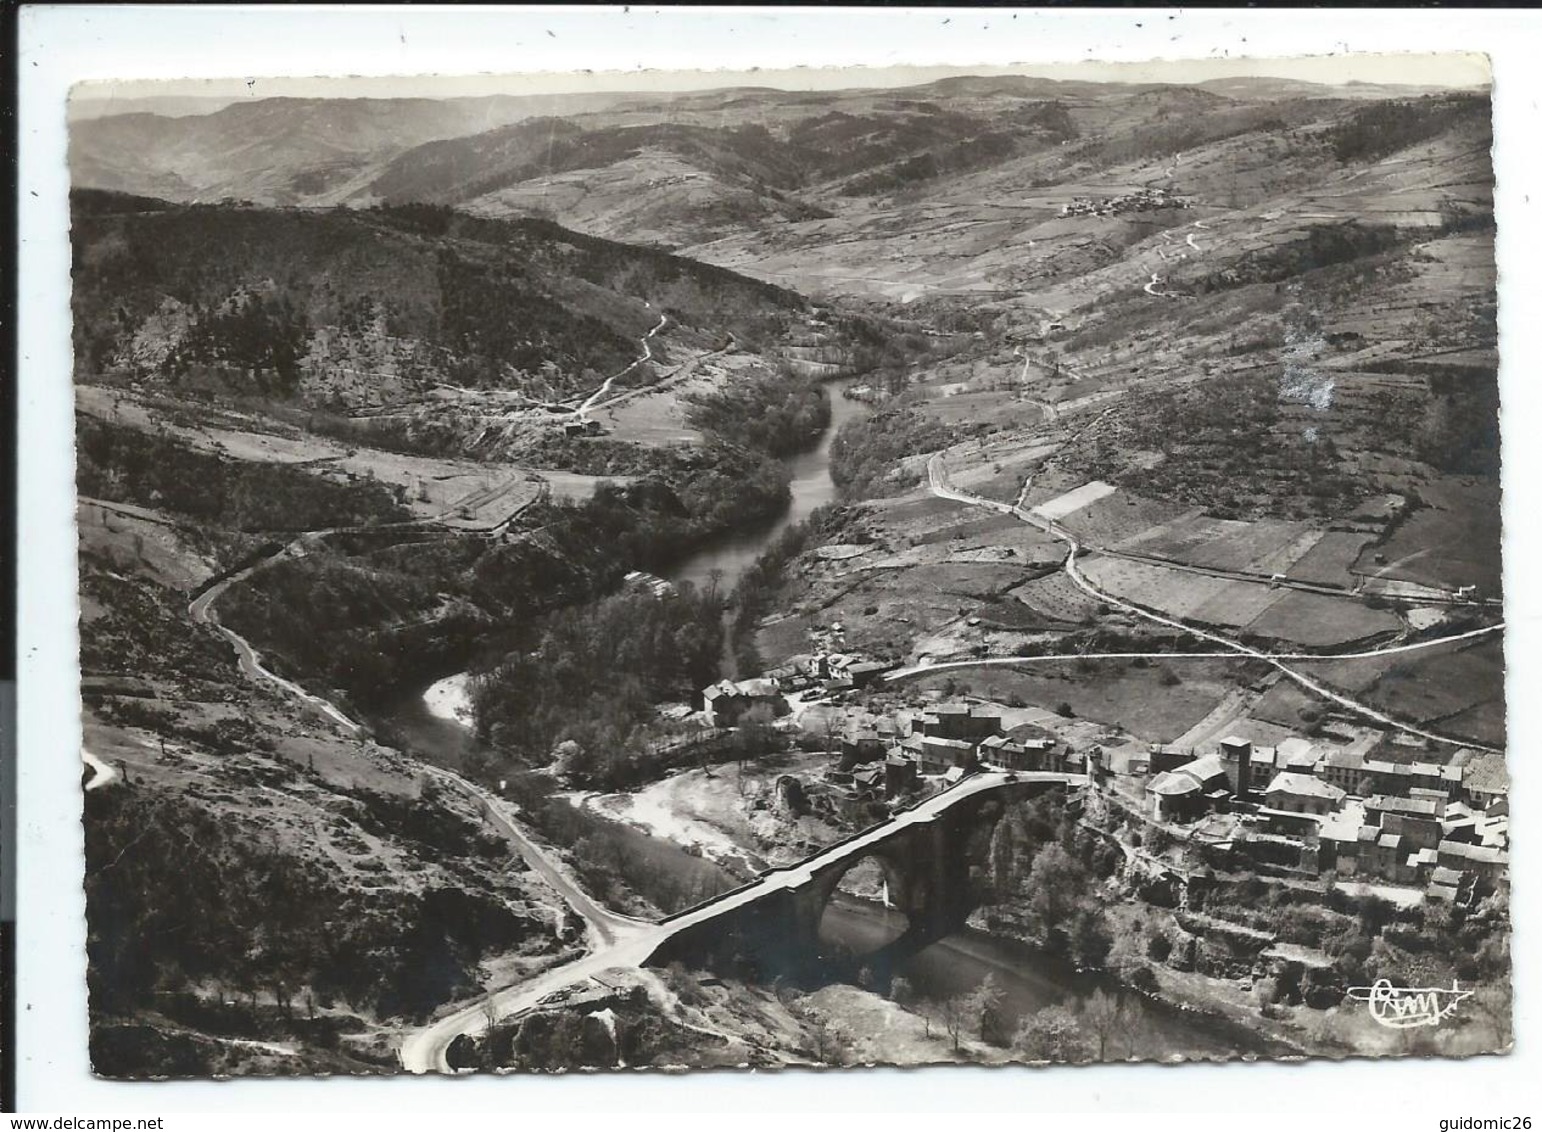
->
xmin=378 ymin=687 xmax=1281 ymax=1063
xmin=820 ymin=896 xmax=1283 ymax=1063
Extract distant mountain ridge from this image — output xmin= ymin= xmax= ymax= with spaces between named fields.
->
xmin=61 ymin=75 xmax=1339 ymax=209
xmin=70 ymin=76 xmax=1489 ymax=258
xmin=68 ymin=91 xmax=660 ymax=206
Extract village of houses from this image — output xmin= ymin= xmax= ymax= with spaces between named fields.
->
xmin=697 ymin=650 xmax=1510 ymax=912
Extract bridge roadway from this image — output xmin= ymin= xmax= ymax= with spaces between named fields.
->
xmin=399 ymin=768 xmax=1082 ymax=1073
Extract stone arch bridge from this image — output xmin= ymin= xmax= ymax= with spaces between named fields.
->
xmin=643 ymin=770 xmax=1083 ymax=981
xmin=403 ymin=769 xmax=1084 ymax=1072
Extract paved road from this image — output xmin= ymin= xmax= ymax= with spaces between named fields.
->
xmin=1089 ymin=547 xmax=1368 ymax=602
xmin=178 ymin=306 xmax=691 ymax=1070
xmin=188 ymin=538 xmax=367 ymax=737
xmin=82 ymin=748 xmax=118 ymax=791
xmin=186 ymin=514 xmax=667 ymax=1042
xmin=1074 ymin=544 xmax=1491 ymax=610
xmin=188 ymin=525 xmax=639 ymax=948
xmin=927 ymin=455 xmax=1502 ymax=753
xmin=884 ymin=623 xmax=1501 ymax=683
xmin=400 ymin=768 xmax=1082 ymax=1073
xmin=418 ymin=763 xmax=648 ymax=950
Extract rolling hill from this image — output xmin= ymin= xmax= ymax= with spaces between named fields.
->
xmin=69 ymin=77 xmax=1493 ymax=290
xmin=70 ymin=191 xmax=810 ymax=407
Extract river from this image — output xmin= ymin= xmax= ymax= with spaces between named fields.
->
xmin=383 ymin=376 xmax=873 ymax=759
xmin=665 ymin=376 xmax=872 ymax=594
xmin=820 ymin=898 xmax=1280 ymax=1061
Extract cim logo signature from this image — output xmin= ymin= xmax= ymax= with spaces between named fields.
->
xmin=1347 ymin=978 xmax=1473 ymax=1028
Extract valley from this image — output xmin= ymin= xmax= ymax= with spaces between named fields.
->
xmin=70 ymin=64 xmax=1509 ymax=1076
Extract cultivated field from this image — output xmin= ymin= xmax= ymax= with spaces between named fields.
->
xmin=1055 ymin=489 xmax=1196 ymax=548
xmin=1351 ymin=476 xmax=1503 ymax=594
xmin=1285 ymin=531 xmax=1379 ymax=588
xmin=1291 ymin=636 xmax=1505 ymax=745
xmin=1114 ymin=513 xmax=1324 ymax=575
xmin=1243 ymin=589 xmax=1402 ymax=648
xmin=75 ymin=384 xmax=582 ymax=522
xmin=1078 ymin=554 xmax=1403 ymax=645
xmin=1032 ymin=479 xmax=1118 ymax=521
xmin=1009 ymin=571 xmax=1102 ymax=625
xmin=910 ymin=658 xmax=1242 ymax=745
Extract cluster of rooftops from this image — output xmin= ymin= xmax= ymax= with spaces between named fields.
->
xmin=700 ymin=653 xmax=897 ymax=727
xmin=693 ymin=652 xmax=1510 ymax=903
xmin=1145 ymin=734 xmax=1509 ymax=902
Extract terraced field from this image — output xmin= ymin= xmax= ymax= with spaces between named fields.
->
xmin=1114 ymin=513 xmax=1322 ymax=574
xmin=1351 ymin=476 xmax=1503 ymax=594
xmin=1286 ymin=530 xmax=1379 ymax=587
xmin=1009 ymin=571 xmax=1102 ymax=625
xmin=1078 ymin=555 xmax=1403 ymax=646
xmin=1031 ymin=479 xmax=1118 ymax=521
xmin=1244 ymin=590 xmax=1402 ymax=648
xmin=1056 ymin=489 xmax=1196 ymax=548
xmin=911 ymin=659 xmax=1242 ymax=745
xmin=1292 ymin=636 xmax=1505 ymax=745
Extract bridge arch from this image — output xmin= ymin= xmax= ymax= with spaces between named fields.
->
xmin=812 ymin=850 xmax=918 ymax=959
xmin=640 ymin=775 xmax=1081 ymax=981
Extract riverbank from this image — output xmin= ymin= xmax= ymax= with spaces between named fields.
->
xmin=410 ymin=666 xmax=1287 ymax=1062
xmin=971 ymin=899 xmax=1309 ymax=1060
xmin=382 ymin=368 xmax=875 ymax=755
xmin=423 ymin=672 xmax=475 ymax=728
xmin=562 ymin=751 xmax=851 ymax=875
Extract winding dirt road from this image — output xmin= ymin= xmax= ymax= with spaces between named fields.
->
xmin=171 ymin=307 xmax=700 ymax=1076
xmin=419 ymin=762 xmax=649 ymax=950
xmin=188 ymin=536 xmax=368 ymax=737
xmin=576 ymin=311 xmax=669 ymax=416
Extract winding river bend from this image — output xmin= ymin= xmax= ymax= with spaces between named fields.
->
xmin=382 ymin=375 xmax=873 ymax=765
xmin=667 ymin=375 xmax=872 ymax=593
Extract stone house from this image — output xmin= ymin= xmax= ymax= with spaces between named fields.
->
xmin=701 ymin=678 xmax=788 ymax=728
xmin=1263 ymin=772 xmax=1346 ymax=816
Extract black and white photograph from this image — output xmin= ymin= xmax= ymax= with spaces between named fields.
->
xmin=60 ymin=42 xmax=1511 ymax=1082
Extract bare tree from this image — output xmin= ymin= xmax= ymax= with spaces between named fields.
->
xmin=822 ymin=710 xmax=844 ymax=758
xmin=937 ymin=994 xmax=971 ymax=1053
xmin=808 ymin=1017 xmax=844 ymax=1066
xmin=1081 ymin=988 xmax=1128 ymax=1060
